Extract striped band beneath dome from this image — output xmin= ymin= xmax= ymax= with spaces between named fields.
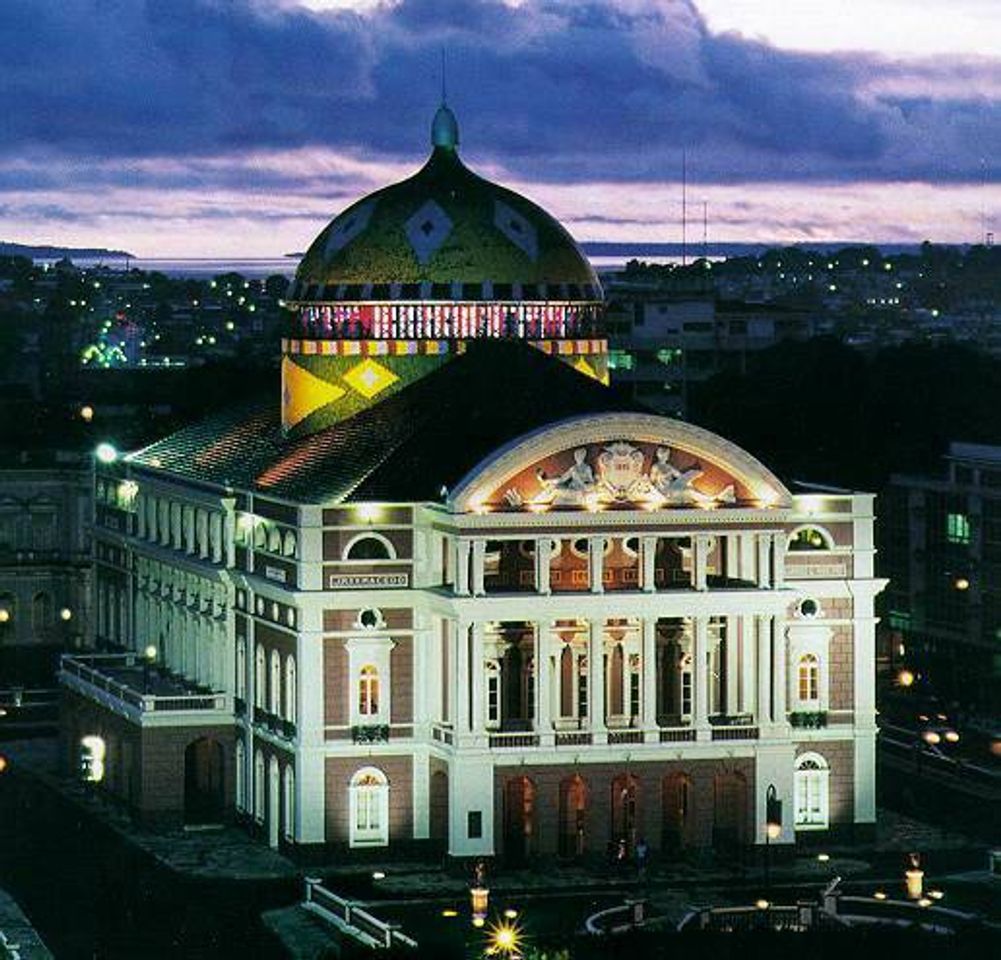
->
xmin=280 ymin=337 xmax=607 ymax=357
xmin=285 ymin=278 xmax=603 ymax=304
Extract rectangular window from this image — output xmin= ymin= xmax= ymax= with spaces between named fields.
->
xmin=681 ymin=672 xmax=692 ymax=716
xmin=946 ymin=513 xmax=971 ymax=545
xmin=487 ymin=673 xmax=499 ymax=724
xmin=467 ymin=811 xmax=482 ymax=839
xmin=630 ymin=671 xmax=640 ymax=718
xmin=577 ymin=658 xmax=588 ymax=718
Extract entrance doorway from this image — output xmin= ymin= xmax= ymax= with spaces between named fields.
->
xmin=183 ymin=737 xmax=225 ymax=825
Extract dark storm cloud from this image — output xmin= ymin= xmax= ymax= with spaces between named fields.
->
xmin=1 ymin=0 xmax=998 ymax=186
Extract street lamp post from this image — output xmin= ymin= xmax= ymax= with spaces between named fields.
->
xmin=143 ymin=644 xmax=157 ymax=694
xmin=764 ymin=784 xmax=782 ymax=892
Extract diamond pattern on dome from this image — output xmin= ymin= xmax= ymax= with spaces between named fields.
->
xmin=405 ymin=199 xmax=453 ymax=265
xmin=324 ymin=199 xmax=376 ymax=258
xmin=494 ymin=199 xmax=538 ymax=262
xmin=343 ymin=358 xmax=399 ymax=399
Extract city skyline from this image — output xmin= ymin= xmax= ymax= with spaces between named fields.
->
xmin=2 ymin=0 xmax=1000 ymax=256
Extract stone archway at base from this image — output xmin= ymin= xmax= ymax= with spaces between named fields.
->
xmin=184 ymin=737 xmax=225 ymax=825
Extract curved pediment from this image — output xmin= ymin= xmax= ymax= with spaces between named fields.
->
xmin=449 ymin=413 xmax=792 ymax=514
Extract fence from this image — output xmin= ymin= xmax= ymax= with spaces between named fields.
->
xmin=303 ymin=878 xmax=417 ymax=952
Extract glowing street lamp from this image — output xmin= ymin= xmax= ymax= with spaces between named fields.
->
xmin=486 ymin=920 xmax=522 ymax=957
xmin=60 ymin=607 xmax=73 ymax=622
xmin=95 ymin=442 xmax=118 ymax=465
xmin=905 ymin=853 xmax=924 ymax=900
xmin=897 ymin=669 xmax=915 ymax=688
xmin=143 ymin=644 xmax=157 ymax=693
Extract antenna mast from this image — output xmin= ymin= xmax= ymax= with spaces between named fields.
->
xmin=681 ymin=148 xmax=688 ymax=267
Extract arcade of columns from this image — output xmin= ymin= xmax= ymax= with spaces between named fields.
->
xmin=446 ymin=528 xmax=793 ymax=745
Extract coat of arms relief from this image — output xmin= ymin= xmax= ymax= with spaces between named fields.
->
xmin=504 ymin=441 xmax=736 ymax=509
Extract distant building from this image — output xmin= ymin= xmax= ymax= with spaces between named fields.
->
xmin=604 ymin=289 xmax=820 ymax=416
xmin=880 ymin=442 xmax=1001 ymax=714
xmin=59 ymin=107 xmax=883 ymax=859
xmin=0 ymin=451 xmax=92 ymax=682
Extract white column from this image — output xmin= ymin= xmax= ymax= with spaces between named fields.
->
xmin=455 ymin=539 xmax=470 ymax=595
xmin=694 ymin=535 xmax=710 ymax=591
xmin=772 ymin=532 xmax=786 ymax=589
xmin=772 ymin=617 xmax=787 ymax=725
xmin=739 ymin=532 xmax=756 ymax=582
xmin=588 ymin=535 xmax=605 ymax=593
xmin=536 ymin=537 xmax=552 ymax=595
xmin=740 ymin=614 xmax=756 ymax=715
xmin=535 ymin=621 xmax=553 ymax=744
xmin=642 ymin=618 xmax=657 ymax=740
xmin=587 ymin=619 xmax=606 ymax=742
xmin=725 ymin=533 xmax=739 ymax=582
xmin=454 ymin=619 xmax=470 ymax=736
xmin=471 ymin=539 xmax=486 ymax=596
xmin=296 ymin=624 xmax=325 ymax=843
xmin=692 ymin=616 xmax=710 ymax=736
xmin=641 ymin=535 xmax=657 ymax=592
xmin=756 ymin=534 xmax=771 ymax=589
xmin=221 ymin=498 xmax=236 ymax=569
xmin=757 ymin=615 xmax=772 ymax=726
xmin=470 ymin=621 xmax=485 ymax=738
xmin=725 ymin=616 xmax=739 ymax=716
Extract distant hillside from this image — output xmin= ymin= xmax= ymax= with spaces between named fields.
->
xmin=580 ymin=241 xmax=947 ymax=258
xmin=0 ymin=241 xmax=135 ymax=260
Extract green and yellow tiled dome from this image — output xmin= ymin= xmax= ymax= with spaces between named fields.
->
xmin=286 ymin=105 xmax=602 ymax=305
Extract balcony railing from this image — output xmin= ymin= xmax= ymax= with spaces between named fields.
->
xmin=488 ymin=732 xmax=540 ymax=749
xmin=352 ymin=724 xmax=390 ymax=744
xmin=59 ymin=653 xmax=229 ymax=722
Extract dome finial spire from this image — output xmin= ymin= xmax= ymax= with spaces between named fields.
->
xmin=431 ymin=49 xmax=459 ymax=150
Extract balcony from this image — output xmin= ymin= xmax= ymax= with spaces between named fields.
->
xmin=60 ymin=653 xmax=230 ymax=726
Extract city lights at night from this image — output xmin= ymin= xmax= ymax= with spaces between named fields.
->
xmin=1 ymin=2 xmax=1001 ymax=958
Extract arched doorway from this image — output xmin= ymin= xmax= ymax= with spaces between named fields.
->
xmin=503 ymin=776 xmax=535 ymax=862
xmin=558 ymin=775 xmax=588 ymax=858
xmin=661 ymin=772 xmax=693 ymax=852
xmin=712 ymin=770 xmax=748 ymax=855
xmin=429 ymin=770 xmax=449 ymax=842
xmin=184 ymin=737 xmax=225 ymax=825
xmin=610 ymin=774 xmax=639 ymax=851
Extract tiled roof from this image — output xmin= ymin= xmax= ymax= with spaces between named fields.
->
xmin=129 ymin=341 xmax=640 ymax=504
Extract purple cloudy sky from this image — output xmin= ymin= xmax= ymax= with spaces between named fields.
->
xmin=2 ymin=0 xmax=999 ymax=256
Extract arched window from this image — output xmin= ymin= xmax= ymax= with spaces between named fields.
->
xmin=797 ymin=653 xmax=820 ymax=703
xmin=80 ymin=735 xmax=106 ymax=783
xmin=788 ymin=526 xmax=833 ymax=551
xmin=349 ymin=767 xmax=389 ymax=847
xmin=254 ymin=644 xmax=266 ymax=709
xmin=235 ymin=739 xmax=246 ymax=811
xmin=253 ymin=750 xmax=265 ymax=822
xmin=358 ymin=665 xmax=379 ymax=716
xmin=282 ymin=531 xmax=297 ymax=558
xmin=235 ymin=637 xmax=246 ymax=699
xmin=283 ymin=765 xmax=295 ymax=841
xmin=344 ymin=534 xmax=395 ymax=561
xmin=267 ymin=527 xmax=282 ymax=554
xmin=269 ymin=649 xmax=281 ymax=715
xmin=794 ymin=752 xmax=830 ymax=829
xmin=253 ymin=521 xmax=267 ymax=549
xmin=284 ymin=656 xmax=297 ymax=724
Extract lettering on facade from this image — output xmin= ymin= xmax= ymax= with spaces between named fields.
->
xmin=264 ymin=565 xmax=288 ymax=583
xmin=328 ymin=572 xmax=409 ymax=589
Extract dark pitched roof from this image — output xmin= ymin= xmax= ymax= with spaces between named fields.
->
xmin=129 ymin=341 xmax=641 ymax=504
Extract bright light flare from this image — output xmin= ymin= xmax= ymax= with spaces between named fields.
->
xmin=897 ymin=669 xmax=915 ymax=687
xmin=95 ymin=442 xmax=118 ymax=464
xmin=486 ymin=920 xmax=523 ymax=956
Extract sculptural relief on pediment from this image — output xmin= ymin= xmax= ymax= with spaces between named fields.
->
xmin=497 ymin=440 xmax=739 ymax=511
